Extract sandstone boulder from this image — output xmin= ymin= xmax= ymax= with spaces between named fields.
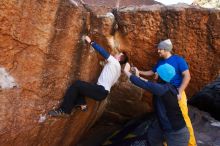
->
xmin=0 ymin=1 xmax=219 ymax=145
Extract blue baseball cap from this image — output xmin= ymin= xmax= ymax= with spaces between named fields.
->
xmin=156 ymin=63 xmax=176 ymax=82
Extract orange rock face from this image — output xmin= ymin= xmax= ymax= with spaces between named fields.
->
xmin=0 ymin=1 xmax=102 ymax=145
xmin=115 ymin=5 xmax=220 ymax=97
xmin=83 ymin=0 xmax=159 ymax=7
xmin=0 ymin=0 xmax=219 ymax=146
xmin=103 ymin=4 xmax=220 ymax=125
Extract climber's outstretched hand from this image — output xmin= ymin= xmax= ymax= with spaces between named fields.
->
xmin=84 ymin=36 xmax=91 ymax=44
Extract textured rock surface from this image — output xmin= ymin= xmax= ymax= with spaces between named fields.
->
xmin=83 ymin=0 xmax=159 ymax=7
xmin=0 ymin=1 xmax=220 ymax=146
xmin=115 ymin=4 xmax=220 ymax=97
xmin=193 ymin=0 xmax=220 ymax=9
xmin=0 ymin=0 xmax=104 ymax=145
xmin=103 ymin=4 xmax=220 ymax=125
xmin=189 ymin=76 xmax=220 ymax=120
xmin=189 ymin=106 xmax=220 ymax=146
xmin=80 ymin=4 xmax=220 ymax=146
xmin=79 ymin=106 xmax=220 ymax=146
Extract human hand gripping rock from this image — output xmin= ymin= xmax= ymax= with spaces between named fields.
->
xmin=85 ymin=36 xmax=91 ymax=44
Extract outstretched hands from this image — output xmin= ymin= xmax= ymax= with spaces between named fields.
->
xmin=124 ymin=63 xmax=140 ymax=77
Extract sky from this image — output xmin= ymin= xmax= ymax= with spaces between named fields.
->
xmin=155 ymin=0 xmax=193 ymax=5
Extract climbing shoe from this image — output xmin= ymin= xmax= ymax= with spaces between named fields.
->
xmin=48 ymin=108 xmax=67 ymax=117
xmin=75 ymin=104 xmax=88 ymax=112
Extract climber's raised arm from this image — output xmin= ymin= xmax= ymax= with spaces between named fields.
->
xmin=84 ymin=36 xmax=110 ymax=60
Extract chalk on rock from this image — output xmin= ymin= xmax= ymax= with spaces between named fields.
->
xmin=99 ymin=61 xmax=105 ymax=67
xmin=79 ymin=0 xmax=85 ymax=5
xmin=38 ymin=114 xmax=47 ymax=123
xmin=106 ymin=12 xmax=115 ymax=19
xmin=211 ymin=121 xmax=220 ymax=127
xmin=69 ymin=0 xmax=78 ymax=7
xmin=97 ymin=12 xmax=115 ymax=19
xmin=0 ymin=67 xmax=17 ymax=89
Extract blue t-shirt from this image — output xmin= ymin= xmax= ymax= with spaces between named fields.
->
xmin=152 ymin=55 xmax=189 ymax=88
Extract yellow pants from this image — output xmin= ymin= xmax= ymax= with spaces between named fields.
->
xmin=178 ymin=91 xmax=197 ymax=146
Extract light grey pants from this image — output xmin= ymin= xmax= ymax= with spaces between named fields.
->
xmin=147 ymin=119 xmax=189 ymax=146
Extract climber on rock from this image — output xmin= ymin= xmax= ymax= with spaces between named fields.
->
xmin=124 ymin=63 xmax=190 ymax=146
xmin=48 ymin=35 xmax=128 ymax=116
xmin=137 ymin=39 xmax=196 ymax=146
